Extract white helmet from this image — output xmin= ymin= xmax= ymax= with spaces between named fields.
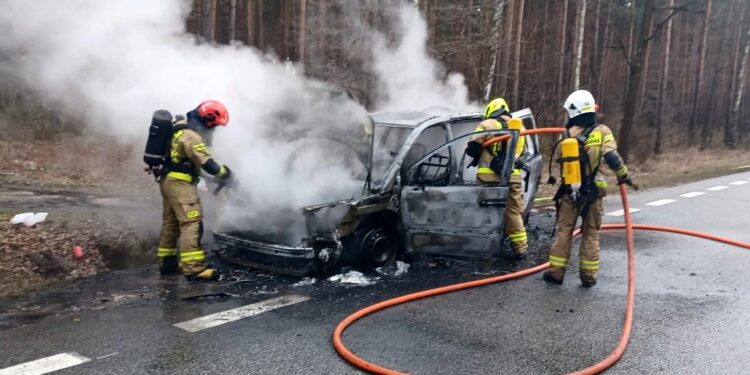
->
xmin=563 ymin=90 xmax=596 ymax=119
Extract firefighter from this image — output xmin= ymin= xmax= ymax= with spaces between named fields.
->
xmin=157 ymin=100 xmax=233 ymax=281
xmin=466 ymin=98 xmax=528 ymax=257
xmin=543 ymin=90 xmax=634 ymax=287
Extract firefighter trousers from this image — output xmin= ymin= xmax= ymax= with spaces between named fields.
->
xmin=547 ymin=194 xmax=603 ymax=282
xmin=478 ymin=179 xmax=528 ymax=254
xmin=157 ymin=177 xmax=207 ymax=275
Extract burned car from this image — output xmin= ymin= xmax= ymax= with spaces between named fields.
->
xmin=214 ymin=109 xmax=542 ymax=276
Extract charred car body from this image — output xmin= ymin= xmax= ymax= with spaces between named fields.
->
xmin=215 ymin=108 xmax=542 ymax=276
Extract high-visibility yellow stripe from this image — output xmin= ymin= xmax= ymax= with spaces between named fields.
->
xmin=509 ymin=234 xmax=527 ymax=243
xmin=193 ymin=143 xmax=208 ymax=154
xmin=186 ymin=210 xmax=201 ymax=219
xmin=167 ymin=171 xmax=193 ymax=183
xmin=580 ymin=259 xmax=600 ymax=270
xmin=603 ymin=134 xmax=615 ymax=143
xmin=512 ymin=168 xmax=521 ymax=175
xmin=181 ymin=250 xmax=205 ymax=262
xmin=616 ymin=165 xmax=629 ymax=177
xmin=595 ymin=180 xmax=608 ymax=188
xmin=171 ymin=130 xmax=184 ymax=163
xmin=549 ymin=255 xmax=568 ymax=267
xmin=158 ymin=247 xmax=177 ymax=257
xmin=477 ymin=167 xmax=495 ymax=174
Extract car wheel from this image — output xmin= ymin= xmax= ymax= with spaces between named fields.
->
xmin=354 ymin=226 xmax=398 ymax=271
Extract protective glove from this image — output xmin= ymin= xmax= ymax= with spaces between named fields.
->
xmin=466 ymin=141 xmax=482 ymax=168
xmin=213 ymin=165 xmax=235 ymax=194
xmin=617 ymin=174 xmax=639 ymax=190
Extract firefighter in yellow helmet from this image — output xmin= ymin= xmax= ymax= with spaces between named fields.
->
xmin=157 ymin=100 xmax=233 ymax=282
xmin=543 ymin=90 xmax=634 ymax=287
xmin=466 ymin=98 xmax=528 ymax=257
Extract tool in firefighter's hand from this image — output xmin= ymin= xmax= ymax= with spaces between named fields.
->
xmin=560 ymin=137 xmax=582 ymax=200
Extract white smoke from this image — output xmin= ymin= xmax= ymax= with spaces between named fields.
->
xmin=0 ymin=0 xmax=475 ymax=245
xmin=371 ymin=4 xmax=475 ymax=112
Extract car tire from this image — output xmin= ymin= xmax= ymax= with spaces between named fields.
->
xmin=352 ymin=226 xmax=398 ymax=271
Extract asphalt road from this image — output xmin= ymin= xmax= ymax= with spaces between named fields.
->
xmin=1 ymin=171 xmax=749 ymax=374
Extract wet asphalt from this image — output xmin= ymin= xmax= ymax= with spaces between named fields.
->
xmin=1 ymin=171 xmax=749 ymax=374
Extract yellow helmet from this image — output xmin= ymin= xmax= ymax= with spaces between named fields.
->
xmin=484 ymin=98 xmax=510 ymax=119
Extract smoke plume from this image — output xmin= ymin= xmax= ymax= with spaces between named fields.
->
xmin=0 ymin=0 xmax=474 ymax=245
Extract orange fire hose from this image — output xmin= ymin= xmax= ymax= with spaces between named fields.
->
xmin=332 ymin=128 xmax=750 ymax=374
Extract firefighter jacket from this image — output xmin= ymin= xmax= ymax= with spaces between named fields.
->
xmin=565 ymin=123 xmax=628 ymax=194
xmin=166 ymin=118 xmax=219 ymax=184
xmin=470 ymin=117 xmax=526 ymax=184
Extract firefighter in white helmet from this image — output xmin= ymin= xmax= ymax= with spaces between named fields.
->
xmin=543 ymin=90 xmax=634 ymax=287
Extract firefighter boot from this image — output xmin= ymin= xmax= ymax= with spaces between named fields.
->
xmin=542 ymin=266 xmax=565 ymax=285
xmin=184 ymin=267 xmax=223 ymax=283
xmin=580 ymin=271 xmax=597 ymax=288
xmin=159 ymin=255 xmax=179 ymax=276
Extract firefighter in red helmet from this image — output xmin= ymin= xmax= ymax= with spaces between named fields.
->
xmin=157 ymin=100 xmax=232 ymax=281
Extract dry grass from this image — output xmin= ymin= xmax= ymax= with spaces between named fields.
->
xmin=535 ymin=148 xmax=750 ymax=200
xmin=628 ymin=148 xmax=750 ymax=189
xmin=0 ymin=137 xmax=153 ymax=191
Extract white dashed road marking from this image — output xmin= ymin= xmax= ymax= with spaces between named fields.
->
xmin=645 ymin=199 xmax=676 ymax=207
xmin=605 ymin=208 xmax=641 ymax=217
xmin=729 ymin=181 xmax=748 ymax=186
xmin=174 ymin=294 xmax=310 ymax=333
xmin=707 ymin=185 xmax=729 ymax=191
xmin=0 ymin=352 xmax=91 ymax=375
xmin=680 ymin=192 xmax=705 ymax=198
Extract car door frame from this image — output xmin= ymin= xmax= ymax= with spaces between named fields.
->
xmin=399 ymin=129 xmax=520 ymax=257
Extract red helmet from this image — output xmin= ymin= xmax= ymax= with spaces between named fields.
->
xmin=197 ymin=100 xmax=229 ymax=126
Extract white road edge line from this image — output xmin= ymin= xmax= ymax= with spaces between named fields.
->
xmin=707 ymin=185 xmax=729 ymax=191
xmin=729 ymin=181 xmax=748 ymax=186
xmin=174 ymin=294 xmax=310 ymax=333
xmin=0 ymin=352 xmax=91 ymax=375
xmin=645 ymin=199 xmax=677 ymax=207
xmin=680 ymin=192 xmax=705 ymax=198
xmin=605 ymin=208 xmax=641 ymax=217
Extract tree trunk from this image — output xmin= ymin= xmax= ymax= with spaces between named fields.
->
xmin=484 ymin=0 xmax=507 ymax=100
xmin=655 ymin=0 xmax=675 ymax=155
xmin=209 ymin=0 xmax=217 ymax=41
xmin=298 ymin=0 xmax=307 ymax=63
xmin=625 ymin=0 xmax=637 ymax=94
xmin=598 ymin=1 xmax=612 ymax=105
xmin=592 ymin=0 xmax=602 ymax=89
xmin=689 ymin=0 xmax=711 ymax=143
xmin=501 ymin=0 xmax=516 ymax=95
xmin=733 ymin=8 xmax=750 ymax=143
xmin=258 ymin=0 xmax=265 ymax=51
xmin=229 ymin=0 xmax=237 ymax=42
xmin=246 ymin=0 xmax=254 ymax=46
xmin=557 ymin=0 xmax=569 ymax=109
xmin=619 ymin=0 xmax=656 ymax=162
xmin=512 ymin=0 xmax=525 ymax=101
xmin=725 ymin=2 xmax=747 ymax=147
xmin=637 ymin=13 xmax=654 ymax=126
xmin=572 ymin=0 xmax=587 ymax=89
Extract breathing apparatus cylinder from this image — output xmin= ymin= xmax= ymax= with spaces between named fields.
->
xmin=143 ymin=110 xmax=173 ymax=169
xmin=508 ymin=117 xmax=523 ymax=131
xmin=561 ymin=137 xmax=582 ymax=199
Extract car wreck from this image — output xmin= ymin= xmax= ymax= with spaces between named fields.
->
xmin=214 ymin=108 xmax=542 ymax=276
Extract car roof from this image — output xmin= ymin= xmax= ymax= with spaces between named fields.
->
xmin=369 ymin=108 xmax=533 ymax=128
xmin=370 ymin=110 xmax=483 ymax=128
